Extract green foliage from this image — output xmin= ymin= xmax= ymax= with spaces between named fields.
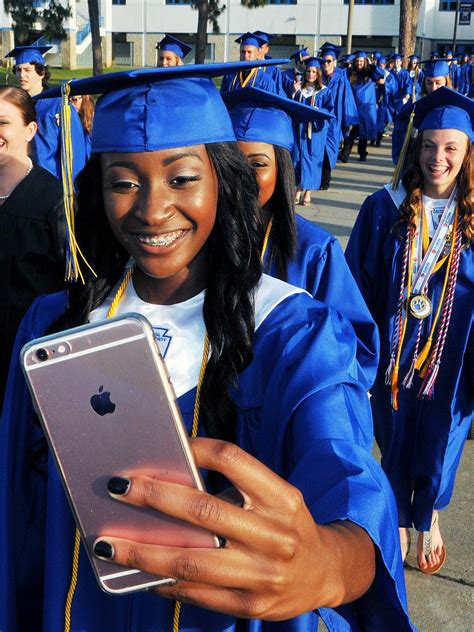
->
xmin=191 ymin=0 xmax=226 ymax=34
xmin=3 ymin=0 xmax=38 ymax=44
xmin=240 ymin=0 xmax=266 ymax=7
xmin=42 ymin=1 xmax=72 ymax=42
xmin=3 ymin=1 xmax=72 ymax=44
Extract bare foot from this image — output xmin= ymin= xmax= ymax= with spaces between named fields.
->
xmin=417 ymin=511 xmax=445 ymax=572
xmin=399 ymin=527 xmax=411 ymax=561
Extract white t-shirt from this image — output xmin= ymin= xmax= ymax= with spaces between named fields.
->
xmin=89 ymin=274 xmax=305 ymax=398
xmin=423 ymin=195 xmax=450 ymax=239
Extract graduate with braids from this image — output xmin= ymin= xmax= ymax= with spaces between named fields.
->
xmin=1 ymin=64 xmax=414 ymax=632
xmin=346 ymin=88 xmax=473 ymax=575
xmin=222 ymin=86 xmax=378 ymax=389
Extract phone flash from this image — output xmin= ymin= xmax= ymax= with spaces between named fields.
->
xmin=58 ymin=344 xmax=66 ymax=354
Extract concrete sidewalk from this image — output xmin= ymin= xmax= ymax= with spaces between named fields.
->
xmin=298 ymin=139 xmax=474 ymax=631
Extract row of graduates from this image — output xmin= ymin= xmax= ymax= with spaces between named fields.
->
xmin=0 ymin=51 xmax=472 ymax=632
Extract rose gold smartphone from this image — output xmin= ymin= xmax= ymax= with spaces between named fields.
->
xmin=21 ymin=313 xmax=220 ymax=595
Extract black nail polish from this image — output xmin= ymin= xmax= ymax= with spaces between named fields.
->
xmin=94 ymin=540 xmax=114 ymax=559
xmin=108 ymin=476 xmax=130 ymax=495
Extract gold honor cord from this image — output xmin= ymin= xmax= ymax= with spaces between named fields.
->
xmin=60 ymin=82 xmax=96 ymax=283
xmin=64 ymin=218 xmax=275 ymax=632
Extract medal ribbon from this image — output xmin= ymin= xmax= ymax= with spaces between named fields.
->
xmin=410 ymin=187 xmax=457 ymax=296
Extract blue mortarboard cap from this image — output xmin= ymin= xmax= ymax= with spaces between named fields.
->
xmin=341 ymin=54 xmax=355 ymax=63
xmin=420 ymin=58 xmax=450 ymax=77
xmin=5 ymin=45 xmax=51 ymax=65
xmin=37 ymin=61 xmax=288 ymax=153
xmin=320 ymin=42 xmax=341 ymax=58
xmin=156 ymin=35 xmax=192 ymax=59
xmin=408 ymin=54 xmax=420 ymax=62
xmin=289 ymin=47 xmax=309 ymax=62
xmin=378 ymin=57 xmax=388 ymax=65
xmin=235 ymin=32 xmax=266 ymax=48
xmin=391 ymin=53 xmax=403 ymax=61
xmin=413 ymin=87 xmax=474 ymax=141
xmin=304 ymin=57 xmax=321 ymax=69
xmin=354 ymin=51 xmax=368 ymax=59
xmin=221 ymin=86 xmax=334 ymax=152
xmin=373 ymin=51 xmax=382 ymax=60
xmin=429 ymin=51 xmax=439 ymax=59
xmin=253 ymin=31 xmax=274 ymax=44
xmin=445 ymin=50 xmax=453 ymax=56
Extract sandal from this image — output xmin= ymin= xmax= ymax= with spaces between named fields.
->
xmin=294 ymin=191 xmax=302 ymax=205
xmin=417 ymin=511 xmax=446 ymax=575
xmin=303 ymin=191 xmax=312 ymax=206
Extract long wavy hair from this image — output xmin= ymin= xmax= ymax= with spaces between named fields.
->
xmin=398 ymin=131 xmax=473 ymax=241
xmin=51 ymin=143 xmax=264 ymax=442
xmin=349 ymin=59 xmax=371 ymax=85
xmin=302 ymin=66 xmax=324 ymax=91
xmin=263 ymin=145 xmax=297 ymax=281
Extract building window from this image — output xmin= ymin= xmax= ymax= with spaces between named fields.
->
xmin=439 ymin=0 xmax=471 ymax=8
xmin=266 ymin=0 xmax=297 ymax=4
xmin=166 ymin=0 xmax=192 ymax=4
xmin=112 ymin=0 xmax=127 ymax=5
xmin=343 ymin=0 xmax=394 ymax=4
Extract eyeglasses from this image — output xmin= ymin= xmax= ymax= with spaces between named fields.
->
xmin=321 ymin=60 xmax=334 ymax=64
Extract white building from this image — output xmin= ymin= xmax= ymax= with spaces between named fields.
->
xmin=0 ymin=0 xmax=472 ymax=68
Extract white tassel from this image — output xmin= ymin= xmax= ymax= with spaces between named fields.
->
xmin=385 ymin=356 xmax=395 ymax=385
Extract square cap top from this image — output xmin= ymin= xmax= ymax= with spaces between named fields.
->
xmin=353 ymin=51 xmax=368 ymax=59
xmin=36 ymin=61 xmax=288 ymax=154
xmin=304 ymin=57 xmax=321 ymax=69
xmin=253 ymin=31 xmax=274 ymax=43
xmin=371 ymin=66 xmax=386 ymax=81
xmin=5 ymin=45 xmax=51 ymax=65
xmin=320 ymin=46 xmax=340 ymax=60
xmin=221 ymin=86 xmax=334 ymax=152
xmin=235 ymin=32 xmax=267 ymax=48
xmin=413 ymin=87 xmax=473 ymax=141
xmin=289 ymin=47 xmax=310 ymax=62
xmin=408 ymin=55 xmax=420 ymax=62
xmin=420 ymin=59 xmax=451 ymax=77
xmin=156 ymin=35 xmax=192 ymax=59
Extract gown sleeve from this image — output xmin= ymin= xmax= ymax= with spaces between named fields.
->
xmin=245 ymin=294 xmax=414 ymax=631
xmin=0 ymin=292 xmax=68 ymax=632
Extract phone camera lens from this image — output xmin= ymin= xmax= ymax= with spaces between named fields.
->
xmin=36 ymin=348 xmax=49 ymax=362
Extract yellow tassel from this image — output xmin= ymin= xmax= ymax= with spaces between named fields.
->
xmin=60 ymin=82 xmax=96 ymax=283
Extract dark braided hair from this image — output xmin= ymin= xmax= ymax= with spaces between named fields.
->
xmin=51 ymin=143 xmax=264 ymax=443
xmin=263 ymin=145 xmax=297 ymax=281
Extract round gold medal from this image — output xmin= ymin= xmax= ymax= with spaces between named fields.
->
xmin=409 ymin=294 xmax=432 ymax=319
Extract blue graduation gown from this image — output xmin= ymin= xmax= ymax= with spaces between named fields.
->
xmin=281 ymin=67 xmax=302 ymax=98
xmin=376 ymin=71 xmax=396 ymax=134
xmin=33 ymin=98 xmax=87 ymax=181
xmin=220 ymin=68 xmax=279 ymax=93
xmin=293 ymin=87 xmax=334 ymax=189
xmin=345 ymin=187 xmax=474 ymax=531
xmin=389 ymin=68 xmax=411 ymax=116
xmin=265 ymin=214 xmax=379 ymax=389
xmin=350 ymin=79 xmax=378 ymax=141
xmin=0 ymin=288 xmax=415 ymax=632
xmin=323 ymin=68 xmax=359 ymax=168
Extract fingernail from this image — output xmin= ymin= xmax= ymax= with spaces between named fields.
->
xmin=108 ymin=476 xmax=130 ymax=496
xmin=94 ymin=540 xmax=114 ymax=560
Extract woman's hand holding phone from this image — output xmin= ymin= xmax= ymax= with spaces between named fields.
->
xmin=94 ymin=437 xmax=375 ymax=620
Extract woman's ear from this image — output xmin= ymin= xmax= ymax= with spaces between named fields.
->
xmin=26 ymin=121 xmax=38 ymax=143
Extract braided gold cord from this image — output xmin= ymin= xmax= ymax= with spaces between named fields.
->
xmin=63 ymin=528 xmax=81 ymax=632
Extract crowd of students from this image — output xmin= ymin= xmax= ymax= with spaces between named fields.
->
xmin=0 ymin=35 xmax=472 ymax=632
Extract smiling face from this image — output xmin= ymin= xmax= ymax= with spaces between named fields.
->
xmin=14 ymin=63 xmax=44 ymax=96
xmin=305 ymin=65 xmax=319 ymax=84
xmin=101 ymin=145 xmax=218 ymax=304
xmin=419 ymin=129 xmax=468 ymax=198
xmin=0 ymin=98 xmax=37 ymax=166
xmin=237 ymin=141 xmax=277 ymax=208
xmin=354 ymin=57 xmax=365 ymax=71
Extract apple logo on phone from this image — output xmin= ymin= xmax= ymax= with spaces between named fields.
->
xmin=90 ymin=385 xmax=116 ymax=416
